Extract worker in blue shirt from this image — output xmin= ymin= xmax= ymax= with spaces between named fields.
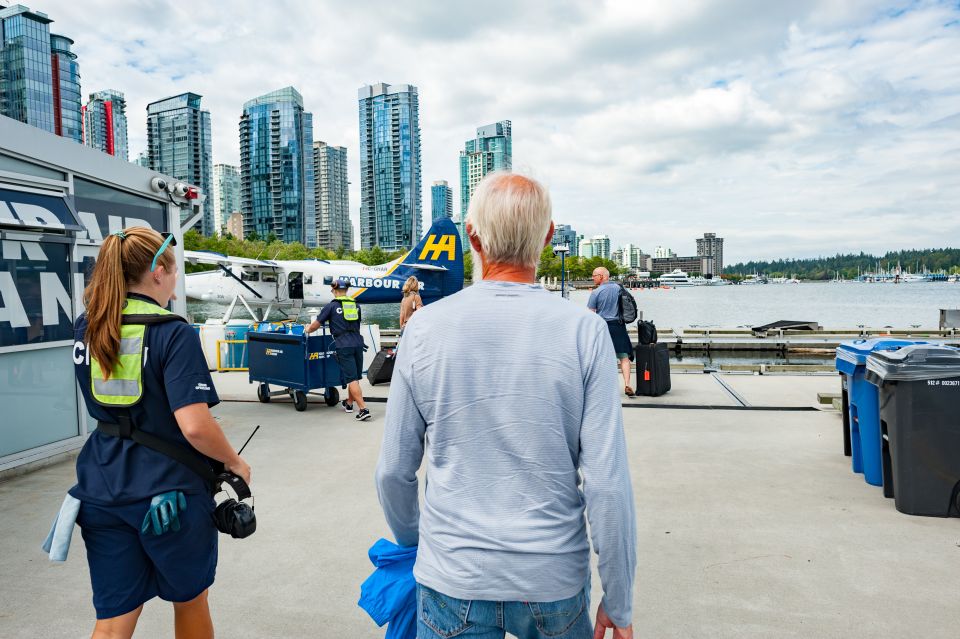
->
xmin=71 ymin=227 xmax=251 ymax=638
xmin=307 ymin=277 xmax=371 ymax=421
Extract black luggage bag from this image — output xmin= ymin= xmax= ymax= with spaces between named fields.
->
xmin=367 ymin=348 xmax=396 ymax=385
xmin=635 ymin=343 xmax=671 ymax=396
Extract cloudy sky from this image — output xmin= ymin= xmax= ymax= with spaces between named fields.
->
xmin=39 ymin=0 xmax=960 ymax=263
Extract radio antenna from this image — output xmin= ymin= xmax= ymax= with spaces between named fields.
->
xmin=237 ymin=425 xmax=261 ymax=455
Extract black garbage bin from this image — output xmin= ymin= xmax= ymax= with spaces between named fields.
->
xmin=866 ymin=344 xmax=960 ymax=517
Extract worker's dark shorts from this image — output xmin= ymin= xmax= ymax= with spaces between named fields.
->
xmin=77 ymin=494 xmax=217 ymax=619
xmin=337 ymin=346 xmax=364 ymax=383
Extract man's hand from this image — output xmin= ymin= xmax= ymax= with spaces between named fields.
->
xmin=594 ymin=603 xmax=633 ymax=639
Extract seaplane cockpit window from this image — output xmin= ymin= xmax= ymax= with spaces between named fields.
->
xmin=241 ymin=271 xmax=260 ymax=282
xmin=261 ymin=272 xmax=278 ymax=283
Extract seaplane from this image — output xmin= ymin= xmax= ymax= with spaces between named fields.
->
xmin=184 ymin=217 xmax=464 ymax=321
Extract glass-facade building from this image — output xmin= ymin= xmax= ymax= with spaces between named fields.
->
xmin=358 ymin=82 xmax=421 ymax=251
xmin=552 ymin=223 xmax=578 ymax=256
xmin=459 ymin=120 xmax=511 ymax=238
xmin=146 ymin=92 xmax=213 ymax=235
xmin=0 ymin=5 xmax=81 ymax=143
xmin=82 ymin=89 xmax=128 ymax=160
xmin=240 ymin=87 xmax=315 ymax=246
xmin=431 ymin=180 xmax=452 ymax=221
xmin=213 ymin=163 xmax=240 ymax=237
xmin=313 ymin=141 xmax=351 ymax=251
xmin=49 ymin=33 xmax=79 ymax=142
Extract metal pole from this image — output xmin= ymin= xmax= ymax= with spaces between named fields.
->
xmin=560 ymin=250 xmax=565 ymax=297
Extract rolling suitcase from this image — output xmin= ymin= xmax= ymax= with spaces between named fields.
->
xmin=635 ymin=343 xmax=671 ymax=396
xmin=366 ymin=348 xmax=396 ymax=385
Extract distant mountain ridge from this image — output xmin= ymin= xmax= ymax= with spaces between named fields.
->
xmin=725 ymin=248 xmax=960 ymax=280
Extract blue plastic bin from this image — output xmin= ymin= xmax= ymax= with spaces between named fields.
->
xmin=835 ymin=338 xmax=923 ymax=486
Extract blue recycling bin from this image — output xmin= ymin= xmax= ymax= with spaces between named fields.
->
xmin=835 ymin=338 xmax=924 ymax=486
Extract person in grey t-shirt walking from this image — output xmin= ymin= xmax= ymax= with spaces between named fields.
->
xmin=376 ymin=171 xmax=636 ymax=639
xmin=588 ymin=267 xmax=635 ymax=397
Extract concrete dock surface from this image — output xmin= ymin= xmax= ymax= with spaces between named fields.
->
xmin=2 ymin=372 xmax=959 ymax=638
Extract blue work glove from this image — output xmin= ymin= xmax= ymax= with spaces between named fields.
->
xmin=140 ymin=491 xmax=187 ymax=536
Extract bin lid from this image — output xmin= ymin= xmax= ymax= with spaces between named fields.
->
xmin=866 ymin=344 xmax=960 ymax=382
xmin=835 ymin=338 xmax=922 ymax=369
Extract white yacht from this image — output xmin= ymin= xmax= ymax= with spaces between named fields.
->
xmin=659 ymin=269 xmax=695 ymax=287
xmin=741 ymin=274 xmax=768 ymax=285
xmin=702 ymin=277 xmax=731 ymax=286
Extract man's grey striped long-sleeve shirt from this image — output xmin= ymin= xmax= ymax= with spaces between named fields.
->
xmin=375 ymin=280 xmax=637 ymax=626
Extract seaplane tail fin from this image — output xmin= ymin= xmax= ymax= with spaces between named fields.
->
xmin=393 ymin=217 xmax=465 ymax=301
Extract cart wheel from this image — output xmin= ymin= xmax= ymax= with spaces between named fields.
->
xmin=257 ymin=383 xmax=270 ymax=403
xmin=324 ymin=387 xmax=340 ymax=406
xmin=293 ymin=390 xmax=308 ymax=412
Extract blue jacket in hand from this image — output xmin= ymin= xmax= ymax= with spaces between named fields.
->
xmin=358 ymin=538 xmax=417 ymax=639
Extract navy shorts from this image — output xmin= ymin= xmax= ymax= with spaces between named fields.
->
xmin=337 ymin=346 xmax=364 ymax=383
xmin=77 ymin=493 xmax=218 ymax=619
xmin=606 ymin=320 xmax=634 ymax=361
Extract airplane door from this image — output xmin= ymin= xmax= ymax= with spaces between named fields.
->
xmin=287 ymin=272 xmax=304 ymax=300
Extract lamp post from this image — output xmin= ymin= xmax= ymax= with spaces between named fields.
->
xmin=554 ymin=244 xmax=570 ymax=299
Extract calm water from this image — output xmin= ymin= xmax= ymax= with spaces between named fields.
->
xmin=188 ymin=281 xmax=960 ymax=331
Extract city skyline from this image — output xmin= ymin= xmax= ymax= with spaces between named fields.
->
xmin=6 ymin=1 xmax=960 ymax=261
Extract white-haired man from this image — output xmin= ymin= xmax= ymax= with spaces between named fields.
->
xmin=376 ymin=172 xmax=636 ymax=639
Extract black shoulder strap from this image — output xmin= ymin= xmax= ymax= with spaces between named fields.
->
xmin=122 ymin=313 xmax=188 ymax=326
xmin=97 ymin=412 xmax=218 ymax=486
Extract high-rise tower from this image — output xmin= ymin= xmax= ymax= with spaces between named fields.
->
xmin=696 ymin=232 xmax=724 ymax=276
xmin=313 ymin=141 xmax=351 ymax=251
xmin=459 ymin=120 xmax=511 ymax=236
xmin=431 ymin=180 xmax=453 ymax=221
xmin=213 ymin=164 xmax=240 ymax=237
xmin=82 ymin=89 xmax=128 ymax=159
xmin=358 ymin=82 xmax=421 ymax=251
xmin=0 ymin=5 xmax=81 ymax=142
xmin=240 ymin=87 xmax=315 ymax=245
xmin=146 ymin=92 xmax=213 ymax=234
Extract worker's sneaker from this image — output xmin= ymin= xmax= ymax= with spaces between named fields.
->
xmin=355 ymin=408 xmax=372 ymax=422
xmin=341 ymin=400 xmax=354 ymax=413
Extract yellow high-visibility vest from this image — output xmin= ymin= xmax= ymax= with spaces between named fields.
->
xmin=89 ymin=298 xmax=177 ymax=407
xmin=335 ymin=296 xmax=360 ymax=322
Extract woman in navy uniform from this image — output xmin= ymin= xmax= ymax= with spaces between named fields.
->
xmin=71 ymin=227 xmax=251 ymax=638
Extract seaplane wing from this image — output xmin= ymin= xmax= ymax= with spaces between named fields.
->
xmin=183 ymin=217 xmax=464 ymax=314
xmin=184 ymin=251 xmax=278 ymax=269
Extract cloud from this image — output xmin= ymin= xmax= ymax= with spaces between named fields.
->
xmin=33 ymin=0 xmax=960 ymax=261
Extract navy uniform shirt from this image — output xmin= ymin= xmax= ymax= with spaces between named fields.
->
xmin=70 ymin=293 xmax=220 ymax=505
xmin=315 ymin=299 xmax=364 ymax=349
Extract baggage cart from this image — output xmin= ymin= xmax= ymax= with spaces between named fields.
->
xmin=247 ymin=328 xmax=342 ymax=412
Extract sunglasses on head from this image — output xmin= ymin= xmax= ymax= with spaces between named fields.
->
xmin=150 ymin=232 xmax=177 ymax=272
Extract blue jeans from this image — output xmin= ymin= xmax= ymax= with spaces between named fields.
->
xmin=416 ymin=583 xmax=592 ymax=639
